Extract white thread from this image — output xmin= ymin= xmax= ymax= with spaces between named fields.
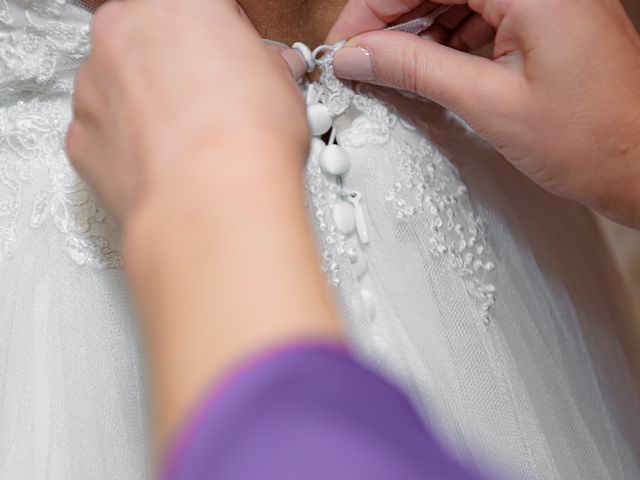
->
xmin=313 ymin=42 xmax=344 ymax=64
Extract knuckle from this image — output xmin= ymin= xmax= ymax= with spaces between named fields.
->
xmin=73 ymin=63 xmax=91 ymax=94
xmin=65 ymin=121 xmax=84 ymax=169
xmin=411 ymin=47 xmax=437 ymax=100
xmin=90 ymin=4 xmax=113 ymax=40
xmin=449 ymin=33 xmax=471 ymax=52
xmin=72 ymin=64 xmax=93 ymax=118
xmin=399 ymin=44 xmax=421 ymax=95
xmin=90 ymin=2 xmax=126 ymax=54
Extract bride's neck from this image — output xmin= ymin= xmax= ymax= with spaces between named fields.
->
xmin=86 ymin=1 xmax=348 ymax=47
xmin=239 ymin=0 xmax=348 ymax=46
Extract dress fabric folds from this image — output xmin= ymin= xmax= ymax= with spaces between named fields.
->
xmin=0 ymin=2 xmax=638 ymax=479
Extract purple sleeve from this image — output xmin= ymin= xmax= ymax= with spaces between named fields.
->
xmin=163 ymin=343 xmax=488 ymax=480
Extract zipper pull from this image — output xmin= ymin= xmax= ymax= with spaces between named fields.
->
xmin=343 ymin=190 xmax=370 ymax=245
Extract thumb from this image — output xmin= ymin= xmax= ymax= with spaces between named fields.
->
xmin=332 ymin=31 xmax=525 ymax=135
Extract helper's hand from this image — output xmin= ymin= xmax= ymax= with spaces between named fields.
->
xmin=68 ymin=0 xmax=308 ymax=223
xmin=68 ymin=0 xmax=342 ymax=449
xmin=328 ymin=0 xmax=640 ymax=228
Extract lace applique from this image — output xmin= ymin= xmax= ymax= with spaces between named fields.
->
xmin=338 ymin=115 xmax=391 ymax=147
xmin=315 ymin=44 xmax=354 ymax=117
xmin=66 ymin=235 xmax=122 ymax=269
xmin=0 ymin=0 xmax=90 ymax=97
xmin=314 ymin=43 xmax=497 ymax=324
xmin=0 ymin=1 xmax=120 ymax=269
xmin=0 ymin=0 xmax=12 ymax=25
xmin=386 ymin=139 xmax=496 ymax=321
xmin=0 ymin=97 xmax=122 ymax=269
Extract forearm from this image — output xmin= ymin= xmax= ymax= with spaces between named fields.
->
xmin=123 ymin=143 xmax=343 ymax=450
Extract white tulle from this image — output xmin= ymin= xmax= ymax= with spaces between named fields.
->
xmin=0 ymin=2 xmax=638 ymax=479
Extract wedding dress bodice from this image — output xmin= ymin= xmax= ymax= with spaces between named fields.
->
xmin=1 ymin=2 xmax=639 ymax=479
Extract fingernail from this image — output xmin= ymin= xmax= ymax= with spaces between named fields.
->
xmin=333 ymin=47 xmax=375 ymax=81
xmin=280 ymin=48 xmax=307 ymax=82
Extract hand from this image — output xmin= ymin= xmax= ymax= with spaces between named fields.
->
xmin=68 ymin=0 xmax=342 ymax=449
xmin=67 ymin=0 xmax=309 ymax=224
xmin=328 ymin=0 xmax=640 ymax=228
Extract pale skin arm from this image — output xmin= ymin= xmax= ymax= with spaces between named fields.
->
xmin=124 ymin=142 xmax=343 ymax=450
xmin=68 ymin=0 xmax=342 ymax=452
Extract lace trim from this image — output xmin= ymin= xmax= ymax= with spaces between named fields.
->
xmin=312 ymin=44 xmax=497 ymax=324
xmin=0 ymin=3 xmax=498 ymax=303
xmin=0 ymin=97 xmax=122 ymax=269
xmin=0 ymin=1 xmax=120 ymax=269
xmin=0 ymin=0 xmax=90 ymax=98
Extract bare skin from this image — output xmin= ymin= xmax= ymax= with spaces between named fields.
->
xmin=73 ymin=0 xmax=345 ymax=454
xmin=238 ymin=0 xmax=349 ymax=46
xmin=73 ymin=0 xmax=640 ymax=462
xmin=75 ymin=0 xmax=492 ymax=455
xmin=330 ymin=0 xmax=640 ymax=227
xmin=86 ymin=0 xmax=349 ymax=45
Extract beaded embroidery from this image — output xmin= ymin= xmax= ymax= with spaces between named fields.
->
xmin=0 ymin=1 xmax=497 ymax=321
xmin=310 ymin=43 xmax=497 ymax=324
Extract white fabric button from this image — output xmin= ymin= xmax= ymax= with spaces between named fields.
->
xmin=361 ymin=289 xmax=376 ymax=320
xmin=352 ymin=250 xmax=369 ymax=279
xmin=349 ymin=248 xmax=369 ymax=280
xmin=332 ymin=202 xmax=356 ymax=235
xmin=311 ymin=137 xmax=327 ymax=155
xmin=307 ymin=103 xmax=333 ymax=137
xmin=319 ymin=144 xmax=351 ymax=176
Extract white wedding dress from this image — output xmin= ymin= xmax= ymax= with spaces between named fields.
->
xmin=1 ymin=2 xmax=639 ymax=479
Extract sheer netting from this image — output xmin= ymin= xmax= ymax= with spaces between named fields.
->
xmin=0 ymin=2 xmax=638 ymax=479
xmin=0 ymin=2 xmax=149 ymax=479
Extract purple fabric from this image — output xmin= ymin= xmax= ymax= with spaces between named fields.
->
xmin=163 ymin=343 xmax=488 ymax=480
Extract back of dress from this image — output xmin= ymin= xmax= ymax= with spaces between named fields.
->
xmin=0 ymin=2 xmax=638 ymax=479
xmin=308 ymin=48 xmax=640 ymax=479
xmin=0 ymin=2 xmax=148 ymax=478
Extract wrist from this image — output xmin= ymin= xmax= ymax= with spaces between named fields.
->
xmin=121 ymin=142 xmax=342 ymax=447
xmin=124 ymin=137 xmax=307 ymax=261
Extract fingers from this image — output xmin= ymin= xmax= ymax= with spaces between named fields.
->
xmin=266 ymin=45 xmax=308 ymax=82
xmin=448 ymin=14 xmax=495 ymax=51
xmin=328 ymin=0 xmax=475 ymax=43
xmin=420 ymin=24 xmax=449 ymax=43
xmin=66 ymin=119 xmax=90 ymax=178
xmin=332 ymin=31 xmax=524 ymax=132
xmin=327 ymin=0 xmax=426 ymax=43
xmin=327 ymin=1 xmax=495 ymax=58
xmin=435 ymin=5 xmax=471 ymax=29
